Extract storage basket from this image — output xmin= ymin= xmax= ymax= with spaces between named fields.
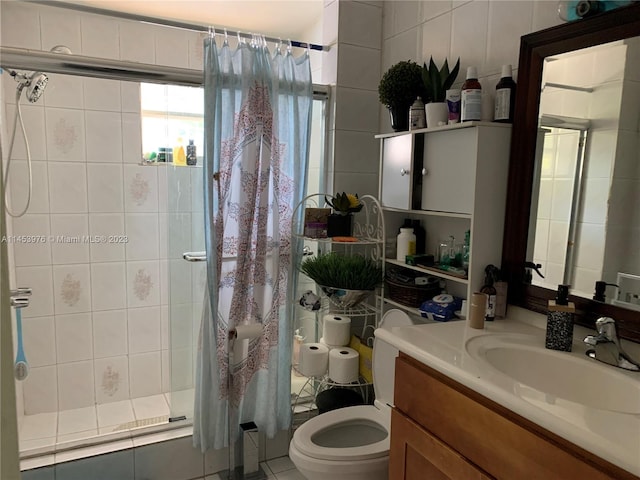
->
xmin=385 ymin=277 xmax=440 ymax=308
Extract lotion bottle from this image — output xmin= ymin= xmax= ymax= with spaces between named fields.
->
xmin=461 ymin=66 xmax=482 ymax=122
xmin=494 ymin=64 xmax=516 ymax=123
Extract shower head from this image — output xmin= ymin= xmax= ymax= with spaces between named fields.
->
xmin=10 ymin=45 xmax=71 ymax=103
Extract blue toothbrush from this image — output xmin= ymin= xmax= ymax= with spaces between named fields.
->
xmin=14 ymin=308 xmax=29 ymax=381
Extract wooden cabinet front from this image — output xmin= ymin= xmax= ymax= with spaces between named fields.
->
xmin=392 ymin=353 xmax=638 ymax=480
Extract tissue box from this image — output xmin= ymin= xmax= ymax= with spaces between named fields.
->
xmin=419 ymin=296 xmax=462 ymax=321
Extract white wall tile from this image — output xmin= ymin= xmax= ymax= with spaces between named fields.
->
xmin=546 ymin=220 xmax=569 ymax=265
xmin=336 ymin=44 xmax=380 ymax=91
xmin=161 ymin=349 xmax=170 ymax=393
xmin=167 ymin=166 xmax=192 ymax=212
xmin=387 ymin=27 xmax=419 ymax=68
xmin=124 ymin=165 xmax=158 ymax=212
xmin=121 ymin=82 xmax=141 ymax=113
xmin=421 ymin=1 xmax=452 ymax=22
xmin=45 ymin=108 xmax=86 ymax=162
xmin=120 ymin=21 xmax=156 ymax=64
xmin=155 ymin=27 xmax=190 ymax=68
xmin=170 ymin=347 xmax=193 ymax=391
xmin=166 ymin=212 xmax=192 ymax=259
xmin=81 ymin=16 xmax=119 ymax=59
xmin=89 ymin=214 xmax=126 ymax=262
xmin=333 ymin=130 xmax=380 ymax=174
xmin=22 ymin=316 xmax=56 ymax=367
xmin=451 ymin=0 xmax=489 ymax=77
xmin=40 ymin=8 xmax=81 ymax=53
xmin=170 ymin=303 xmax=194 ymax=350
xmin=96 ymin=399 xmax=135 ymax=428
xmin=5 ymin=105 xmax=47 ymax=160
xmin=486 ymin=1 xmax=533 ymax=76
xmin=533 ymin=219 xmax=549 ymax=261
xmin=129 ymin=352 xmax=162 ymax=398
xmin=122 ymin=112 xmax=143 ymax=163
xmin=20 ymin=411 xmax=57 ymax=440
xmin=55 ymin=313 xmax=93 ymax=363
xmin=48 ymin=162 xmax=88 ymax=213
xmin=532 ymin=0 xmax=563 ymax=32
xmin=0 ymin=1 xmax=41 ymax=49
xmin=57 ymin=361 xmax=95 ymax=410
xmin=22 ymin=366 xmax=58 ymax=415
xmin=585 ymin=129 xmax=616 ymax=179
xmin=554 ymin=132 xmax=579 ymax=178
xmin=420 ymin=13 xmax=452 ymax=66
xmin=126 ymin=260 xmax=160 ymax=307
xmin=10 ymin=214 xmax=52 ymax=266
xmin=128 ymin=306 xmax=161 ymax=354
xmin=161 ymin=306 xmax=169 ymax=350
xmin=188 ymin=32 xmax=207 ymax=71
xmin=83 ymin=78 xmax=122 ymax=112
xmin=87 ymin=163 xmax=124 ymax=213
xmin=536 ymin=178 xmax=553 ymax=220
xmin=392 ymin=0 xmax=421 ymax=34
xmin=575 ymin=222 xmax=606 ymax=270
xmin=549 ymin=178 xmax=573 ymax=221
xmin=91 ymin=262 xmax=127 ymax=311
xmin=134 ymin=436 xmax=204 ymax=480
xmin=94 ymin=356 xmax=130 ymax=404
xmin=125 ymin=213 xmax=160 ymax=260
xmin=334 ymin=87 xmax=380 ymax=132
xmin=8 ymin=160 xmax=49 ymax=215
xmin=50 ymin=214 xmax=90 ymax=264
xmin=581 ymin=177 xmax=610 ymax=224
xmin=92 ymin=309 xmax=128 ymax=359
xmin=338 ymin=1 xmax=382 ymax=49
xmin=15 ymin=266 xmax=54 ymax=318
xmin=57 ymin=405 xmax=97 ymax=435
xmin=85 ymin=111 xmax=123 ymax=163
xmin=52 ymin=264 xmax=91 ymax=314
xmin=43 ymin=74 xmax=84 ymax=110
xmin=131 ymin=394 xmax=168 ymax=421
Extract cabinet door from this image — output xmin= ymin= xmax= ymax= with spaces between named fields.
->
xmin=390 ymin=408 xmax=493 ymax=480
xmin=381 ymin=134 xmax=414 ymax=210
xmin=421 ymin=128 xmax=476 ymax=214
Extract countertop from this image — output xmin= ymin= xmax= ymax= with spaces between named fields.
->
xmin=375 ymin=306 xmax=640 ymax=476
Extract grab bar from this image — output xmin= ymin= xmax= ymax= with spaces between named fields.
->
xmin=183 ymin=251 xmax=207 ymax=262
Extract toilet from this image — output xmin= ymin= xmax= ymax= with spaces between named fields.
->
xmin=289 ymin=309 xmax=412 ymax=480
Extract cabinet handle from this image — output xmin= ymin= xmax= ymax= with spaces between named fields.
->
xmin=400 ymin=168 xmax=409 ymax=176
xmin=422 ymin=168 xmax=428 ymax=176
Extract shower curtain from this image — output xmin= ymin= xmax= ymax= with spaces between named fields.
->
xmin=193 ymin=36 xmax=312 ymax=452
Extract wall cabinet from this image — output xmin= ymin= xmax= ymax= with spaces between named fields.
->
xmin=376 ymin=122 xmax=512 ymax=315
xmin=390 ymin=354 xmax=637 ymax=480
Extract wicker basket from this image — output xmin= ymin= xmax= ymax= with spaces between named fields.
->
xmin=385 ymin=277 xmax=440 ymax=308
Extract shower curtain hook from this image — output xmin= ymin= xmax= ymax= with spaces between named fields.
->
xmin=238 ymin=30 xmax=243 ymax=44
xmin=224 ymin=28 xmax=228 ymax=43
xmin=287 ymin=38 xmax=292 ymax=54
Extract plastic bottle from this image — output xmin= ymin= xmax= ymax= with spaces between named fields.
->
xmin=411 ymin=219 xmax=426 ymax=254
xmin=396 ymin=228 xmax=416 ymax=263
xmin=494 ymin=65 xmax=516 ymax=123
xmin=186 ymin=139 xmax=197 ymax=166
xmin=409 ymin=97 xmax=426 ymax=130
xmin=461 ymin=66 xmax=482 ymax=122
xmin=480 ymin=265 xmax=497 ymax=321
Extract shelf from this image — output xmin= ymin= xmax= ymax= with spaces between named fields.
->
xmin=385 ymin=259 xmax=469 ymax=285
xmin=382 ymin=297 xmax=423 ymax=317
xmin=382 ymin=207 xmax=471 ymax=220
xmin=293 ymin=234 xmax=382 ymax=245
xmin=374 ymin=121 xmax=512 ymax=139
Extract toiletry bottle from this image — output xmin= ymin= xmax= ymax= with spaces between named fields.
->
xmin=174 ymin=138 xmax=186 ymax=166
xmin=545 ymin=285 xmax=575 ymax=352
xmin=462 ymin=230 xmax=470 ymax=274
xmin=396 ymin=228 xmax=416 ymax=263
xmin=186 ymin=139 xmax=197 ymax=166
xmin=409 ymin=97 xmax=426 ymax=130
xmin=411 ymin=219 xmax=426 ymax=254
xmin=461 ymin=66 xmax=482 ymax=122
xmin=494 ymin=65 xmax=516 ymax=123
xmin=480 ymin=265 xmax=497 ymax=321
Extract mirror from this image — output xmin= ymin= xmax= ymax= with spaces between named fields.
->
xmin=502 ymin=3 xmax=640 ymax=342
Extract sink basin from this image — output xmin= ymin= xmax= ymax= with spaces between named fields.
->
xmin=466 ymin=334 xmax=640 ymax=414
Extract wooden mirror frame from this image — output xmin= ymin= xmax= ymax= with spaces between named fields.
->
xmin=501 ymin=3 xmax=640 ymax=343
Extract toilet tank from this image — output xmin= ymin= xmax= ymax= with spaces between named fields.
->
xmin=372 ymin=310 xmax=413 ymax=411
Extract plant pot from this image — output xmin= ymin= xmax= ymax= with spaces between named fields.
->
xmin=388 ymin=106 xmax=409 ymax=132
xmin=327 ymin=213 xmax=353 ymax=237
xmin=425 ymin=102 xmax=449 ymax=128
xmin=318 ymin=286 xmax=373 ymax=309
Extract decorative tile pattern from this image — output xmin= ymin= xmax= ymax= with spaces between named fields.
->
xmin=134 ymin=269 xmax=153 ymax=301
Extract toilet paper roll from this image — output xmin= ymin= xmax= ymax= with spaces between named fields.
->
xmin=328 ymin=347 xmax=359 ymax=384
xmin=323 ymin=315 xmax=351 ymax=346
xmin=320 ymin=337 xmax=340 ymax=350
xmin=299 ymin=343 xmax=329 ymax=377
xmin=231 ymin=324 xmax=263 ymax=341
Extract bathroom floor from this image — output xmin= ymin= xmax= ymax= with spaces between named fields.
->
xmin=19 ymin=389 xmax=194 ymax=453
xmin=201 ymin=456 xmax=305 ymax=480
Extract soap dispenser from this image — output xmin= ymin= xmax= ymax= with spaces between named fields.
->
xmin=545 ymin=284 xmax=575 ymax=352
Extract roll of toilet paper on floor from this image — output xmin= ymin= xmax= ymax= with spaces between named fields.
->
xmin=323 ymin=314 xmax=351 ymax=346
xmin=328 ymin=347 xmax=359 ymax=384
xmin=299 ymin=343 xmax=329 ymax=377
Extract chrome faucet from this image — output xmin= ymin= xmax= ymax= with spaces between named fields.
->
xmin=584 ymin=317 xmax=640 ymax=371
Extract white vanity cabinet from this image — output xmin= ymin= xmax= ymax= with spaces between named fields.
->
xmin=376 ymin=122 xmax=512 ymax=313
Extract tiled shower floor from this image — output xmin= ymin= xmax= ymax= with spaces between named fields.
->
xmin=19 ymin=390 xmax=194 ymax=453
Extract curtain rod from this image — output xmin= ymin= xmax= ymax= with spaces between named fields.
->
xmin=24 ymin=0 xmax=329 ymax=52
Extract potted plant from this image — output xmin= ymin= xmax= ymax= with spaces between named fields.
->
xmin=378 ymin=60 xmax=425 ymax=131
xmin=300 ymin=253 xmax=383 ymax=308
xmin=421 ymin=56 xmax=460 ymax=127
xmin=325 ymin=192 xmax=363 ymax=237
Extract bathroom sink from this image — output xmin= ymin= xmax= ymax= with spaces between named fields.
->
xmin=466 ymin=334 xmax=640 ymax=414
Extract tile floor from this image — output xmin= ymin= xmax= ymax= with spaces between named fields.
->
xmin=19 ymin=390 xmax=195 ymax=453
xmin=199 ymin=456 xmax=304 ymax=480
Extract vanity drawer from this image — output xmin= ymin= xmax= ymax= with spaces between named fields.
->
xmin=394 ymin=353 xmax=636 ymax=480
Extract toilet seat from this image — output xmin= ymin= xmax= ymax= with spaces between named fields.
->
xmin=292 ymin=405 xmax=390 ymax=462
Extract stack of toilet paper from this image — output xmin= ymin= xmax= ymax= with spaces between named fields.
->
xmin=322 ymin=315 xmax=351 ymax=347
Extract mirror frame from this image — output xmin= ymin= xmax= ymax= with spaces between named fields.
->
xmin=502 ymin=3 xmax=640 ymax=343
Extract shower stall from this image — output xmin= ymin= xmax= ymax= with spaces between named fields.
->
xmin=0 ymin=1 xmax=327 ymax=462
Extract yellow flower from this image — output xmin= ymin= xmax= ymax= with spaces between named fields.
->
xmin=346 ymin=194 xmax=360 ymax=209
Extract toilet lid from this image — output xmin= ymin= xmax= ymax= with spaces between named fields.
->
xmin=373 ymin=309 xmax=412 ymax=408
xmin=292 ymin=405 xmax=390 ymax=461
